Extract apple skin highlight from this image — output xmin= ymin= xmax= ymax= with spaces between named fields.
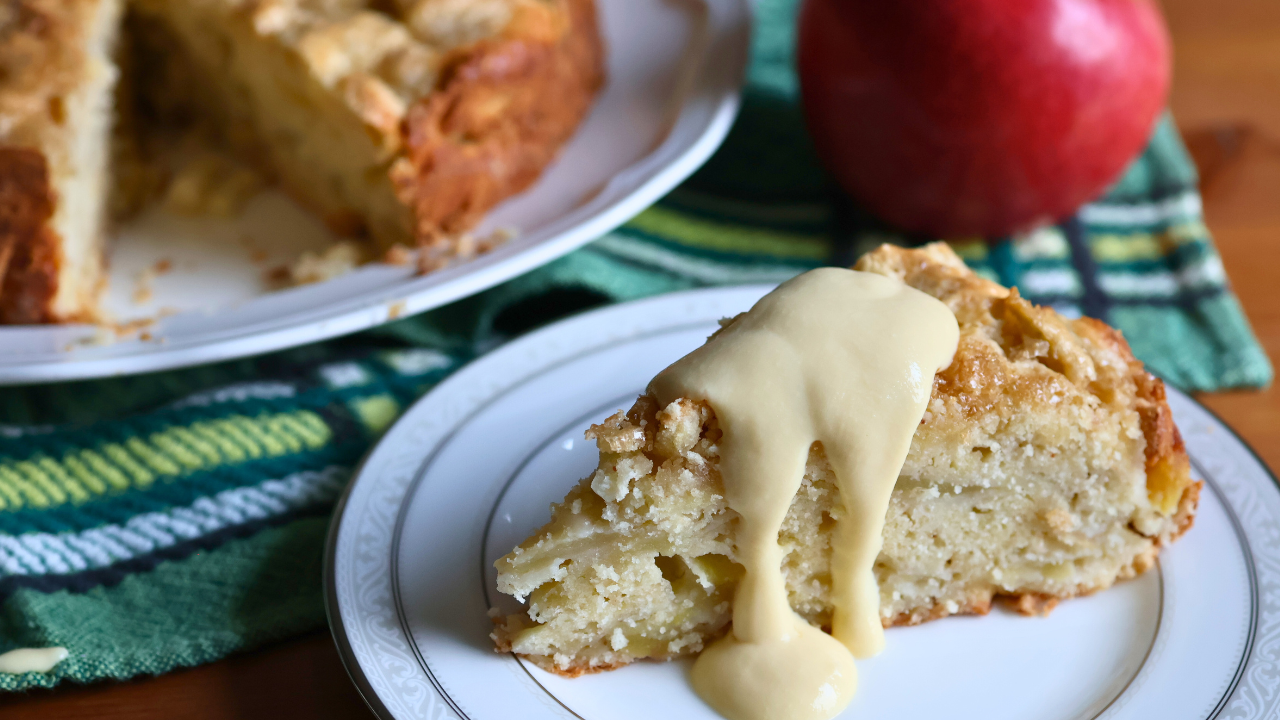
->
xmin=797 ymin=0 xmax=1171 ymax=238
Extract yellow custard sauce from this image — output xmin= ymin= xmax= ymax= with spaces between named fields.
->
xmin=0 ymin=647 xmax=68 ymax=674
xmin=650 ymin=268 xmax=959 ymax=720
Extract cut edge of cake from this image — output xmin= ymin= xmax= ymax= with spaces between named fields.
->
xmin=491 ymin=242 xmax=1199 ymax=677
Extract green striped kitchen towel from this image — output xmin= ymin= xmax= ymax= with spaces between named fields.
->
xmin=0 ymin=0 xmax=1270 ymax=692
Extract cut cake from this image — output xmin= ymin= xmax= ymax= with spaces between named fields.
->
xmin=0 ymin=0 xmax=603 ymax=322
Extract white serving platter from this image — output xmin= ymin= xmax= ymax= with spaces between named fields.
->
xmin=0 ymin=0 xmax=750 ymax=384
xmin=325 ymin=284 xmax=1278 ymax=720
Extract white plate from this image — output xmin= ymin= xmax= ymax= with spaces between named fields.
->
xmin=325 ymin=284 xmax=1279 ymax=720
xmin=0 ymin=0 xmax=749 ymax=384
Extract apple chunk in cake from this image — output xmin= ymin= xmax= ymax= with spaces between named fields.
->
xmin=491 ymin=242 xmax=1199 ymax=676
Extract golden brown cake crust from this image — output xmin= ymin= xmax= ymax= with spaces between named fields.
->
xmin=392 ymin=0 xmax=603 ymax=242
xmin=1 ymin=0 xmax=84 ymax=148
xmin=854 ymin=243 xmax=1197 ymax=531
xmin=0 ymin=0 xmax=85 ymax=324
xmin=0 ymin=147 xmax=61 ymax=324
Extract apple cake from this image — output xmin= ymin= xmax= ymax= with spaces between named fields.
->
xmin=492 ymin=242 xmax=1199 ymax=676
xmin=0 ymin=0 xmax=603 ymax=323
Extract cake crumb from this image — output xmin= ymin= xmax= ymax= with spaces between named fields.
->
xmin=384 ymin=244 xmax=414 ymax=265
xmin=290 ymin=240 xmax=368 ymax=285
xmin=414 ymin=226 xmax=518 ymax=275
xmin=609 ymin=628 xmax=628 ymax=651
xmin=133 ymin=267 xmax=157 ymax=305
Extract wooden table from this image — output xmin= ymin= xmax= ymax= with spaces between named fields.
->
xmin=4 ymin=1 xmax=1279 ymax=717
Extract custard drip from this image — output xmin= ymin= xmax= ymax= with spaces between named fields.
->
xmin=649 ymin=268 xmax=958 ymax=720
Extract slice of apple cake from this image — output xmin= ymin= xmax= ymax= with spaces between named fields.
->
xmin=492 ymin=242 xmax=1199 ymax=676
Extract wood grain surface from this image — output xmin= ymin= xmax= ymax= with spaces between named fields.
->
xmin=3 ymin=0 xmax=1278 ymax=717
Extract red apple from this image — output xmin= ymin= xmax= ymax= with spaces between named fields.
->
xmin=797 ymin=0 xmax=1171 ymax=237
